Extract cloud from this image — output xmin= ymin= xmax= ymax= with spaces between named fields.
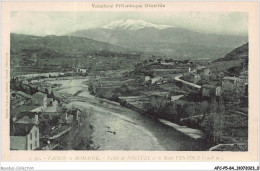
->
xmin=11 ymin=12 xmax=95 ymax=36
xmin=11 ymin=11 xmax=248 ymax=36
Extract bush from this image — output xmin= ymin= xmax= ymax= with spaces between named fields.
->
xmin=49 ymin=115 xmax=60 ymax=126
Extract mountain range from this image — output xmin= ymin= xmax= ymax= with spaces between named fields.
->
xmin=11 ymin=33 xmax=130 ymax=59
xmin=69 ymin=19 xmax=248 ymax=59
xmin=11 ymin=33 xmax=127 ymax=53
xmin=11 ymin=19 xmax=248 ymax=60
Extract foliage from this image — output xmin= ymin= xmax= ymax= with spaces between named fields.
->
xmin=10 ymin=78 xmax=38 ymax=95
xmin=59 ymin=120 xmax=96 ymax=150
xmin=49 ymin=115 xmax=60 ymax=126
xmin=134 ymin=63 xmax=154 ymax=77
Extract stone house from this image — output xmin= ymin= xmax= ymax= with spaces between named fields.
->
xmin=77 ymin=68 xmax=87 ymax=73
xmin=144 ymin=76 xmax=151 ymax=82
xmin=151 ymin=77 xmax=163 ymax=85
xmin=10 ymin=123 xmax=39 ymax=150
xmin=75 ymin=63 xmax=87 ymax=73
xmin=202 ymin=85 xmax=222 ymax=97
xmin=204 ymin=68 xmax=211 ymax=76
xmin=197 ymin=67 xmax=211 ymax=76
xmin=144 ymin=76 xmax=151 ymax=85
xmin=59 ymin=109 xmax=81 ymax=125
xmin=193 ymin=74 xmax=201 ymax=83
xmin=22 ymin=78 xmax=29 ymax=85
xmin=47 ymin=98 xmax=54 ymax=106
xmin=222 ymin=77 xmax=239 ymax=92
xmin=215 ymin=86 xmax=223 ymax=97
xmin=238 ymin=75 xmax=248 ymax=84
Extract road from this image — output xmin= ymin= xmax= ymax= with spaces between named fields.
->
xmin=47 ymin=78 xmax=209 ymax=151
xmin=174 ymin=74 xmax=201 ymax=89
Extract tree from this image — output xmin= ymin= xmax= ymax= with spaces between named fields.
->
xmin=175 ymin=104 xmax=188 ymax=122
xmin=49 ymin=115 xmax=60 ymax=126
xmin=39 ymin=120 xmax=48 ymax=132
xmin=50 ymin=91 xmax=54 ymax=98
xmin=200 ymin=101 xmax=210 ymax=123
xmin=45 ymin=88 xmax=49 ymax=95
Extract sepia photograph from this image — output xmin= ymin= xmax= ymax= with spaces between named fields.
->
xmin=9 ymin=11 xmax=249 ymax=151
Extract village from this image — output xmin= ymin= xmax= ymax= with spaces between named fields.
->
xmin=88 ymin=56 xmax=248 ymax=151
xmin=9 ymin=45 xmax=248 ymax=151
xmin=10 ymin=67 xmax=88 ymax=150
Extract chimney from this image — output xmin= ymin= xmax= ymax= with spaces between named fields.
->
xmin=35 ymin=114 xmax=39 ymax=124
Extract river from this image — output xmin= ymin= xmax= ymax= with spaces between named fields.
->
xmin=46 ymin=77 xmax=209 ymax=151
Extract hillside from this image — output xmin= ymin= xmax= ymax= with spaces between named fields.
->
xmin=214 ymin=43 xmax=248 ymax=62
xmin=69 ymin=19 xmax=248 ymax=59
xmin=11 ymin=33 xmax=128 ymax=56
xmin=210 ymin=43 xmax=248 ymax=76
xmin=10 ymin=33 xmax=142 ymax=76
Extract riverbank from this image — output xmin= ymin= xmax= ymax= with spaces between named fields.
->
xmin=49 ymin=78 xmax=210 ymax=151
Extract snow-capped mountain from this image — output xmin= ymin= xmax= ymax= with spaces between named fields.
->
xmin=69 ymin=19 xmax=248 ymax=59
xmin=103 ymin=19 xmax=172 ymax=31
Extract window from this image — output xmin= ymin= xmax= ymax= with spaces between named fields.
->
xmin=35 ymin=131 xmax=37 ymax=138
xmin=30 ymin=144 xmax=32 ymax=150
xmin=35 ymin=141 xmax=37 ymax=147
xmin=30 ymin=133 xmax=32 ymax=140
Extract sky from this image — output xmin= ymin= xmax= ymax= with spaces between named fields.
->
xmin=11 ymin=11 xmax=248 ymax=36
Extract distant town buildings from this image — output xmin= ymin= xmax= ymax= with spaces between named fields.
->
xmin=201 ymin=84 xmax=222 ymax=97
xmin=59 ymin=108 xmax=82 ymax=125
xmin=222 ymin=77 xmax=240 ymax=92
xmin=77 ymin=68 xmax=87 ymax=73
xmin=22 ymin=78 xmax=29 ymax=85
xmin=144 ymin=76 xmax=165 ymax=85
xmin=222 ymin=76 xmax=248 ymax=94
xmin=76 ymin=63 xmax=87 ymax=73
xmin=197 ymin=67 xmax=210 ymax=76
xmin=144 ymin=76 xmax=151 ymax=82
xmin=193 ymin=74 xmax=201 ymax=84
xmin=151 ymin=77 xmax=163 ymax=85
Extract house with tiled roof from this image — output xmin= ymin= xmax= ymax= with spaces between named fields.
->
xmin=14 ymin=114 xmax=39 ymax=125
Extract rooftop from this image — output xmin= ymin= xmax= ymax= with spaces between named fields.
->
xmin=223 ymin=77 xmax=239 ymax=81
xmin=202 ymin=84 xmax=216 ymax=89
xmin=10 ymin=123 xmax=37 ymax=136
xmin=32 ymin=92 xmax=47 ymax=98
xmin=14 ymin=116 xmax=35 ymax=124
xmin=11 ymin=105 xmax=40 ymax=119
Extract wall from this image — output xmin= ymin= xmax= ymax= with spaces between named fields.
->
xmin=10 ymin=136 xmax=27 ymax=150
xmin=222 ymin=80 xmax=235 ymax=91
xmin=26 ymin=126 xmax=40 ymax=150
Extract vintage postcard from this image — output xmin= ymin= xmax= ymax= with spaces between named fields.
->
xmin=1 ymin=1 xmax=259 ymax=163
